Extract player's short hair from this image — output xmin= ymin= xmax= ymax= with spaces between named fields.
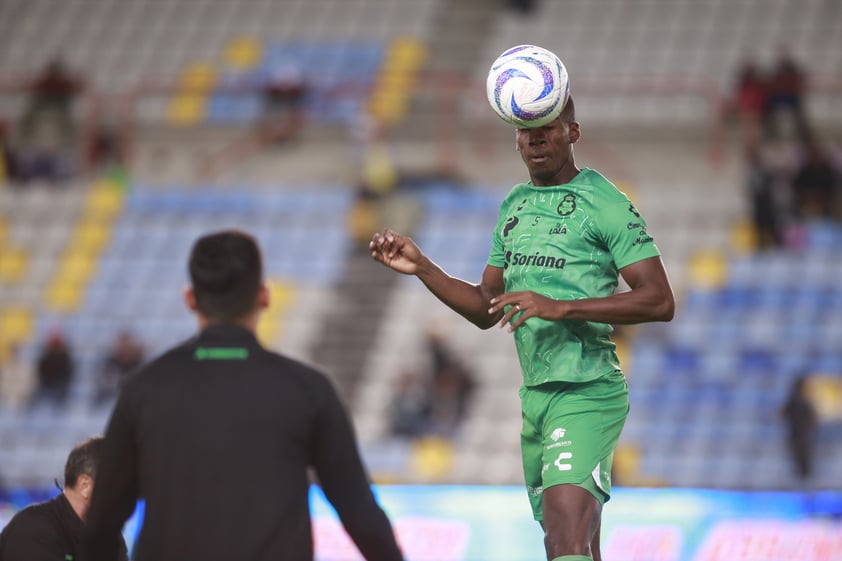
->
xmin=561 ymin=95 xmax=576 ymax=124
xmin=188 ymin=230 xmax=263 ymax=322
xmin=65 ymin=436 xmax=104 ymax=488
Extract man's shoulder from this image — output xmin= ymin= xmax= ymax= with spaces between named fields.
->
xmin=1 ymin=498 xmax=58 ymax=535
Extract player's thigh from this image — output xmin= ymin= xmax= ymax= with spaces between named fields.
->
xmin=542 ymin=483 xmax=602 ymax=554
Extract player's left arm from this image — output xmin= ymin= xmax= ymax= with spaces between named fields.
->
xmin=490 ymin=255 xmax=675 ymax=331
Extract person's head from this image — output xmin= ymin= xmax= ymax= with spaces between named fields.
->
xmin=515 ymin=96 xmax=580 ymax=186
xmin=63 ymin=436 xmax=104 ymax=519
xmin=185 ymin=230 xmax=268 ymax=329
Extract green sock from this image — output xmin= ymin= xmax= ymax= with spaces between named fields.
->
xmin=550 ymin=556 xmax=592 ymax=561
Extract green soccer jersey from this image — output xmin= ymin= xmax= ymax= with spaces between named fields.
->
xmin=487 ymin=168 xmax=661 ymax=386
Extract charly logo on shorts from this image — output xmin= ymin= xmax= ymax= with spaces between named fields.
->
xmin=550 ymin=428 xmax=566 ymax=441
xmin=554 ymin=452 xmax=573 ymax=471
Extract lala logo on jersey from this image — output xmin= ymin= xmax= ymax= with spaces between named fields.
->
xmin=557 ymin=194 xmax=576 ymax=216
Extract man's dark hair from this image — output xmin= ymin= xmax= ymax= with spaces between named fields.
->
xmin=188 ymin=230 xmax=263 ymax=322
xmin=560 ymin=95 xmax=576 ymax=124
xmin=65 ymin=436 xmax=104 ymax=488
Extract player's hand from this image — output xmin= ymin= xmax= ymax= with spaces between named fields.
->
xmin=488 ymin=291 xmax=569 ymax=332
xmin=370 ymin=229 xmax=424 ymax=275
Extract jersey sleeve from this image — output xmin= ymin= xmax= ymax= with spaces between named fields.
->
xmin=597 ymin=199 xmax=661 ymax=270
xmin=486 ymin=206 xmax=507 ymax=268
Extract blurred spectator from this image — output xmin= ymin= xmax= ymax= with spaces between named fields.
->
xmin=347 ymin=183 xmax=382 ymax=252
xmin=762 ymin=49 xmax=811 ymax=142
xmin=781 ymin=375 xmax=818 ymax=483
xmin=729 ymin=60 xmax=767 ymax=150
xmin=389 ymin=370 xmax=430 ymax=438
xmin=507 ymin=0 xmax=538 ymax=15
xmin=32 ymin=332 xmax=74 ymax=408
xmin=791 ymin=142 xmax=839 ymax=221
xmin=13 ymin=58 xmax=84 ymax=184
xmin=0 ymin=119 xmax=20 ymax=185
xmin=389 ymin=332 xmax=476 ymax=440
xmin=425 ymin=331 xmax=475 ymax=438
xmin=744 ymin=145 xmax=785 ymax=249
xmin=0 ymin=344 xmax=36 ymax=412
xmin=93 ymin=330 xmax=145 ymax=406
xmin=259 ymin=60 xmax=307 ymax=145
xmin=19 ymin=58 xmax=83 ymax=146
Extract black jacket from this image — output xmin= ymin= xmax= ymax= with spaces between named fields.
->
xmin=84 ymin=325 xmax=403 ymax=561
xmin=0 ymin=493 xmax=126 ymax=561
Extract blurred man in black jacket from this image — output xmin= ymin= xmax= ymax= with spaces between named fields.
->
xmin=84 ymin=230 xmax=403 ymax=561
xmin=0 ymin=436 xmax=127 ymax=561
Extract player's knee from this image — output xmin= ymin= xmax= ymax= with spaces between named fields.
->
xmin=544 ymin=529 xmax=591 ymax=558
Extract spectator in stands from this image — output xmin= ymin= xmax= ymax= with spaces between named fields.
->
xmin=791 ymin=142 xmax=839 ymax=222
xmin=259 ymin=60 xmax=307 ymax=145
xmin=781 ymin=375 xmax=818 ymax=483
xmin=93 ymin=330 xmax=145 ymax=406
xmin=729 ymin=59 xmax=768 ymax=150
xmin=0 ymin=436 xmax=128 ymax=561
xmin=425 ymin=331 xmax=475 ymax=437
xmin=762 ymin=49 xmax=811 ymax=143
xmin=744 ymin=145 xmax=785 ymax=249
xmin=507 ymin=0 xmax=539 ymax=15
xmin=389 ymin=369 xmax=430 ymax=438
xmin=19 ymin=58 xmax=84 ymax=146
xmin=14 ymin=58 xmax=84 ymax=184
xmin=0 ymin=119 xmax=21 ymax=185
xmin=0 ymin=344 xmax=36 ymax=412
xmin=32 ymin=332 xmax=74 ymax=408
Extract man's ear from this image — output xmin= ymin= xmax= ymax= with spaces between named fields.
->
xmin=257 ymin=284 xmax=270 ymax=310
xmin=569 ymin=121 xmax=581 ymax=144
xmin=184 ymin=286 xmax=198 ymax=311
xmin=77 ymin=474 xmax=94 ymax=500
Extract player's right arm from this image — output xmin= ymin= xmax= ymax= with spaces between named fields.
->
xmin=370 ymin=229 xmax=504 ymax=329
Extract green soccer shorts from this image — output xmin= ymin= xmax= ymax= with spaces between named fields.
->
xmin=519 ymin=369 xmax=629 ymax=521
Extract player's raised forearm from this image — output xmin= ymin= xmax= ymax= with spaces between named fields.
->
xmin=562 ymin=284 xmax=674 ymax=324
xmin=414 ymin=256 xmax=500 ymax=329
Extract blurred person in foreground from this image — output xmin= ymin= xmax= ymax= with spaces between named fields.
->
xmin=0 ymin=436 xmax=128 ymax=561
xmin=371 ymin=97 xmax=674 ymax=561
xmin=84 ymin=230 xmax=403 ymax=561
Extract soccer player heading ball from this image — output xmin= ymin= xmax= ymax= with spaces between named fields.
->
xmin=371 ymin=47 xmax=675 ymax=561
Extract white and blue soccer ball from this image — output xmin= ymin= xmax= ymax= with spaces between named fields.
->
xmin=486 ymin=44 xmax=570 ymax=128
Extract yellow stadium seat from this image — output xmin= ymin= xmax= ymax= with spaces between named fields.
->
xmin=168 ymin=94 xmax=207 ymax=126
xmin=225 ymin=37 xmax=262 ymax=70
xmin=45 ymin=281 xmax=83 ymax=312
xmin=0 ymin=247 xmax=28 ymax=284
xmin=85 ymin=183 xmax=125 ymax=219
xmin=409 ymin=437 xmax=454 ymax=482
xmin=0 ymin=307 xmax=34 ymax=344
xmin=687 ymin=249 xmax=727 ymax=290
xmin=180 ymin=63 xmax=217 ymax=93
xmin=730 ymin=218 xmax=758 ymax=254
xmin=257 ymin=280 xmax=295 ymax=345
xmin=75 ymin=221 xmax=112 ymax=253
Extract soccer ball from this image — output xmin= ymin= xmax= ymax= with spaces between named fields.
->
xmin=486 ymin=44 xmax=570 ymax=128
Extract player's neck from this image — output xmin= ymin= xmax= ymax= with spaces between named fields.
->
xmin=532 ymin=161 xmax=580 ymax=187
xmin=197 ymin=313 xmax=260 ymax=334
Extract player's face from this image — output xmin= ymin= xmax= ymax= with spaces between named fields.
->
xmin=515 ymin=117 xmax=580 ymax=186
